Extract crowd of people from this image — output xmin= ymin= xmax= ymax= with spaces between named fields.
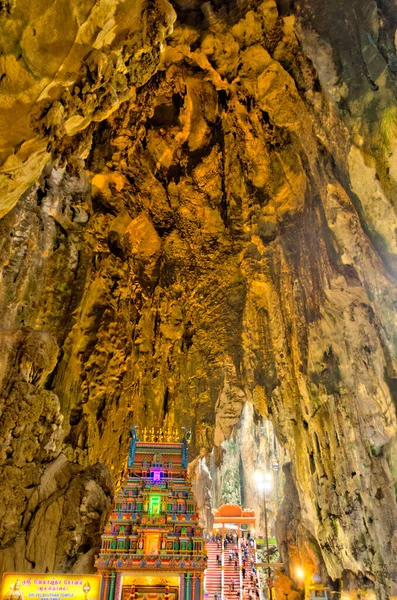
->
xmin=207 ymin=531 xmax=262 ymax=600
xmin=239 ymin=537 xmax=261 ymax=600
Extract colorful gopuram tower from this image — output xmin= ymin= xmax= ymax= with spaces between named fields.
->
xmin=95 ymin=426 xmax=207 ymax=600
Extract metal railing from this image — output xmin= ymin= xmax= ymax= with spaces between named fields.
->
xmin=238 ymin=539 xmax=243 ymax=600
xmin=221 ymin=540 xmax=225 ymax=600
xmin=254 ymin=539 xmax=264 ymax=600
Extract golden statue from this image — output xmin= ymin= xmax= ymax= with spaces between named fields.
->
xmin=172 ymin=428 xmax=179 ymax=443
xmin=165 ymin=426 xmax=173 ymax=442
xmin=150 ymin=426 xmax=156 ymax=442
xmin=142 ymin=427 xmax=148 ymax=442
xmin=158 ymin=427 xmax=164 ymax=442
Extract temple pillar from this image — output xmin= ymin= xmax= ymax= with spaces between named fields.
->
xmin=180 ymin=574 xmax=185 ymax=600
xmin=194 ymin=575 xmax=200 ymax=600
xmin=109 ymin=572 xmax=116 ymax=600
xmin=114 ymin=572 xmax=122 ymax=600
xmin=102 ymin=574 xmax=110 ymax=600
xmin=185 ymin=574 xmax=191 ymax=600
xmin=192 ymin=575 xmax=196 ymax=600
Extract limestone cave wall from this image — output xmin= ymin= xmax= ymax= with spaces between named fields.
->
xmin=0 ymin=0 xmax=397 ymax=598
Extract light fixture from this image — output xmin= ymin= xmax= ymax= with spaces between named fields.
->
xmin=254 ymin=470 xmax=273 ymax=493
xmin=296 ymin=567 xmax=305 ymax=581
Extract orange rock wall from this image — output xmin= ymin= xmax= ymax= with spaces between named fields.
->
xmin=0 ymin=1 xmax=396 ymax=597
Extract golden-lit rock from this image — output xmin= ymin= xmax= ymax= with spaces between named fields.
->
xmin=0 ymin=0 xmax=176 ymax=217
xmin=0 ymin=1 xmax=397 ymax=597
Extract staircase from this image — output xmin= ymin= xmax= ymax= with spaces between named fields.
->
xmin=240 ymin=539 xmax=259 ymax=600
xmin=205 ymin=542 xmax=222 ymax=600
xmin=223 ymin=543 xmax=239 ymax=600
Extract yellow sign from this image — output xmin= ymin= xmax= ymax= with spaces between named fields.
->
xmin=0 ymin=574 xmax=101 ymax=600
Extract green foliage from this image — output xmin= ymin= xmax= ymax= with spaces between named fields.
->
xmin=220 ymin=440 xmax=242 ymax=505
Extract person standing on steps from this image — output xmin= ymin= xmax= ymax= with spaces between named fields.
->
xmin=242 ymin=567 xmax=246 ymax=579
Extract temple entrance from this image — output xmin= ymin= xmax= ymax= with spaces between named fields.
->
xmin=145 ymin=533 xmax=160 ymax=555
xmin=122 ymin=585 xmax=179 ymax=600
xmin=122 ymin=575 xmax=180 ymax=600
xmin=212 ymin=504 xmax=256 ymax=535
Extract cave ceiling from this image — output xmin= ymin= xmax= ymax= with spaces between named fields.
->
xmin=0 ymin=0 xmax=397 ymax=597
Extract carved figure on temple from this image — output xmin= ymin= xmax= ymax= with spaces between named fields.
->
xmin=128 ymin=425 xmax=139 ymax=467
xmin=165 ymin=425 xmax=173 ymax=442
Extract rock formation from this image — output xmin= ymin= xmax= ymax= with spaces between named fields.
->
xmin=0 ymin=0 xmax=397 ymax=598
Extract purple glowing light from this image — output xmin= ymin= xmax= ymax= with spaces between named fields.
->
xmin=151 ymin=470 xmax=163 ymax=482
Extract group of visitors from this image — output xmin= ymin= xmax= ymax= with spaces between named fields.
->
xmin=208 ymin=532 xmax=239 ymax=547
xmin=211 ymin=530 xmax=262 ymax=600
xmin=239 ymin=537 xmax=260 ymax=600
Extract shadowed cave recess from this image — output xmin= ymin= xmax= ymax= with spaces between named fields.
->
xmin=0 ymin=0 xmax=397 ymax=598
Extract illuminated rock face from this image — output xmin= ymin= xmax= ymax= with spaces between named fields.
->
xmin=0 ymin=0 xmax=397 ymax=597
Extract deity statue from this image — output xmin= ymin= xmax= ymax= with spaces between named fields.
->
xmin=165 ymin=426 xmax=173 ymax=442
xmin=158 ymin=427 xmax=164 ymax=442
xmin=142 ymin=427 xmax=148 ymax=442
xmin=128 ymin=425 xmax=139 ymax=468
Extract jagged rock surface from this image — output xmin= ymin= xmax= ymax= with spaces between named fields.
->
xmin=0 ymin=0 xmax=397 ymax=598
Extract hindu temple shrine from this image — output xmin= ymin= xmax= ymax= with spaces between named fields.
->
xmin=95 ymin=427 xmax=207 ymax=600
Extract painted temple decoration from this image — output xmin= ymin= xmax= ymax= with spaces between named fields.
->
xmin=95 ymin=427 xmax=207 ymax=600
